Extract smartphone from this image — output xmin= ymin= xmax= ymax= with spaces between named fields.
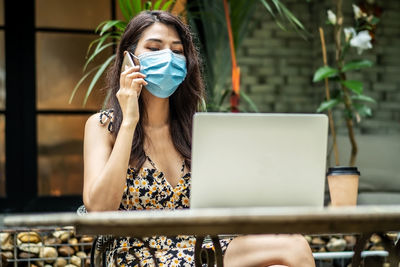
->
xmin=122 ymin=51 xmax=135 ymax=71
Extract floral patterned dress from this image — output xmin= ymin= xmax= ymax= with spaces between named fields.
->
xmin=100 ymin=110 xmax=232 ymax=267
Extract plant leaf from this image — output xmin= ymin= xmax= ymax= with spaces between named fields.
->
xmin=154 ymin=0 xmax=163 ymax=10
xmin=259 ymin=0 xmax=276 ymax=18
xmin=341 ymin=80 xmax=363 ymax=95
xmin=240 ymin=90 xmax=259 ymax=112
xmin=118 ymin=0 xmax=131 ymax=21
xmin=351 ymin=94 xmax=376 ymax=103
xmin=86 ymin=34 xmax=120 ymax=61
xmin=84 ymin=55 xmax=116 ymax=106
xmin=125 ymin=0 xmax=134 ymax=17
xmin=313 ymin=66 xmax=339 ymax=82
xmin=161 ymin=0 xmax=175 ymax=11
xmin=132 ymin=0 xmax=142 ymax=15
xmin=86 ymin=34 xmax=109 ymax=58
xmin=144 ymin=1 xmax=152 ymax=10
xmin=114 ymin=21 xmax=128 ymax=31
xmin=275 ymin=0 xmax=305 ymax=30
xmin=354 ymin=103 xmax=372 ymax=117
xmin=271 ymin=0 xmax=283 ymax=17
xmin=98 ymin=20 xmax=124 ymax=36
xmin=95 ymin=21 xmax=108 ymax=33
xmin=69 ymin=66 xmax=101 ymax=104
xmin=342 ymin=60 xmax=373 ymax=72
xmin=371 ymin=17 xmax=380 ymax=25
xmin=218 ymin=89 xmax=230 ymax=107
xmin=316 ymin=98 xmax=341 ymax=112
xmin=84 ymin=42 xmax=115 ymax=72
xmin=199 ymin=98 xmax=207 ymax=112
xmin=88 ymin=33 xmax=120 ymax=56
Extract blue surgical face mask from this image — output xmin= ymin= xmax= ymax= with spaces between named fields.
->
xmin=132 ymin=49 xmax=187 ymax=98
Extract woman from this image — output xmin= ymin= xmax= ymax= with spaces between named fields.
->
xmin=83 ymin=10 xmax=315 ymax=267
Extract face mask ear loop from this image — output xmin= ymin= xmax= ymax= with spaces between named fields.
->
xmin=129 ymin=52 xmax=140 ymax=66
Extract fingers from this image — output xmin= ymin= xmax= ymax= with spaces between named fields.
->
xmin=121 ymin=65 xmax=140 ymax=75
xmin=120 ymin=66 xmax=147 ymax=90
xmin=130 ymin=78 xmax=147 ymax=87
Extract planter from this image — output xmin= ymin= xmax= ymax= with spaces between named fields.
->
xmin=327 ymin=166 xmax=361 ymax=206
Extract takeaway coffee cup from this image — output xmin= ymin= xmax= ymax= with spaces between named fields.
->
xmin=327 ymin=166 xmax=361 ymax=206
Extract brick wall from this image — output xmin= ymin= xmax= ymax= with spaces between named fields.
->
xmin=237 ymin=0 xmax=400 ymax=134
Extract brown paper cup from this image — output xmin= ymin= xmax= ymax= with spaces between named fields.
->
xmin=327 ymin=166 xmax=360 ymax=206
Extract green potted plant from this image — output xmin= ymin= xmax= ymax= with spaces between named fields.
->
xmin=313 ymin=0 xmax=380 ymax=205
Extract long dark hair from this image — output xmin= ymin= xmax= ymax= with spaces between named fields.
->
xmin=105 ymin=10 xmax=204 ymax=170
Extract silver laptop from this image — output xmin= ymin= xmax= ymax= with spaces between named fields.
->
xmin=190 ymin=112 xmax=328 ymax=208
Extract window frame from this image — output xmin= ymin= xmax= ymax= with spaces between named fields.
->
xmin=0 ymin=0 xmax=116 ymax=213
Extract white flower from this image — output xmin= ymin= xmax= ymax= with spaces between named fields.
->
xmin=352 ymin=4 xmax=366 ymax=19
xmin=327 ymin=9 xmax=337 ymax=25
xmin=350 ymin=30 xmax=373 ymax=55
xmin=344 ymin=27 xmax=356 ymax=43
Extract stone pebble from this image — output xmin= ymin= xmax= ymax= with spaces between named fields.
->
xmin=0 ymin=228 xmax=93 ymax=267
xmin=305 ymin=232 xmax=399 ymax=253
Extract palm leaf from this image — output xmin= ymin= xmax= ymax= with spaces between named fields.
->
xmin=240 ymin=90 xmax=259 ymax=112
xmin=84 ymin=42 xmax=115 ymax=72
xmin=95 ymin=21 xmax=108 ymax=33
xmin=153 ymin=0 xmax=163 ymax=10
xmin=271 ymin=0 xmax=283 ymax=17
xmin=86 ymin=33 xmax=111 ymax=57
xmin=144 ymin=1 xmax=152 ymax=10
xmin=260 ymin=0 xmax=307 ymax=35
xmin=186 ymin=0 xmax=231 ymax=110
xmin=132 ymin=0 xmax=142 ymax=15
xmin=98 ymin=20 xmax=125 ymax=36
xmin=230 ymin=0 xmax=257 ymax=48
xmin=259 ymin=0 xmax=275 ymax=17
xmin=118 ymin=0 xmax=131 ymax=21
xmin=161 ymin=0 xmax=175 ymax=11
xmin=86 ymin=33 xmax=121 ymax=60
xmin=69 ymin=66 xmax=101 ymax=104
xmin=83 ymin=55 xmax=116 ymax=105
xmin=218 ymin=89 xmax=231 ymax=107
xmin=277 ymin=1 xmax=305 ymax=30
xmin=125 ymin=0 xmax=134 ymax=17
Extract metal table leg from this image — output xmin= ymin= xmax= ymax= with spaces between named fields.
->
xmin=195 ymin=236 xmax=224 ymax=267
xmin=352 ymin=233 xmax=373 ymax=267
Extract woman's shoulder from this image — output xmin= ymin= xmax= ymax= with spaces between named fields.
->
xmin=84 ymin=109 xmax=115 ymax=142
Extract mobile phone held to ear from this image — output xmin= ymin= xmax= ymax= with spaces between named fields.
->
xmin=122 ymin=51 xmax=135 ymax=71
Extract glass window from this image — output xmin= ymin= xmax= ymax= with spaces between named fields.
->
xmin=37 ymin=115 xmax=90 ymax=196
xmin=36 ymin=32 xmax=112 ymax=110
xmin=0 ymin=29 xmax=4 ymax=197
xmin=0 ymin=115 xmax=4 ymax=197
xmin=0 ymin=0 xmax=3 ymax=26
xmin=36 ymin=0 xmax=110 ymax=29
xmin=0 ymin=31 xmax=4 ymax=110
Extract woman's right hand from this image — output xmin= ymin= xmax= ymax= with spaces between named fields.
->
xmin=117 ymin=65 xmax=147 ymax=126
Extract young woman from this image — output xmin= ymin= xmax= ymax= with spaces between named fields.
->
xmin=83 ymin=10 xmax=315 ymax=267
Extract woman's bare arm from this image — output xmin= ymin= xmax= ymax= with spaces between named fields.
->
xmin=83 ymin=113 xmax=137 ymax=211
xmin=83 ymin=65 xmax=147 ymax=211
